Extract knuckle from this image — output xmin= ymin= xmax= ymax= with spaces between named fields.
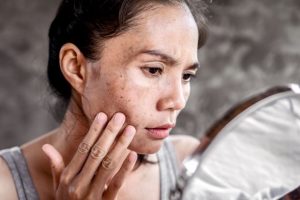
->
xmin=60 ymin=171 xmax=72 ymax=186
xmin=68 ymin=182 xmax=85 ymax=199
xmin=105 ymin=123 xmax=116 ymax=135
xmin=86 ymin=193 xmax=97 ymax=200
xmin=67 ymin=177 xmax=89 ymax=199
xmin=123 ymin=160 xmax=132 ymax=171
xmin=110 ymin=180 xmax=123 ymax=190
xmin=118 ymin=135 xmax=128 ymax=146
xmin=68 ymin=188 xmax=83 ymax=199
xmin=92 ymin=126 xmax=100 ymax=133
xmin=91 ymin=121 xmax=103 ymax=133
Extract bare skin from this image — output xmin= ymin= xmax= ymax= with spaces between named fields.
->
xmin=0 ymin=3 xmax=201 ymax=200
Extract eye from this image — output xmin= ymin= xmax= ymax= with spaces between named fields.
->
xmin=148 ymin=67 xmax=162 ymax=75
xmin=143 ymin=67 xmax=163 ymax=76
xmin=182 ymin=72 xmax=196 ymax=82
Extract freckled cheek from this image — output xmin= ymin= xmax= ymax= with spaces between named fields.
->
xmin=112 ymin=84 xmax=155 ymax=128
xmin=91 ymin=68 xmax=156 ymax=124
xmin=113 ymin=89 xmax=147 ymax=126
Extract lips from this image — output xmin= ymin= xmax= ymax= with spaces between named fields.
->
xmin=145 ymin=124 xmax=175 ymax=139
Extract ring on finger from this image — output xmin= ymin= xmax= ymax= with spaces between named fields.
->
xmin=78 ymin=142 xmax=91 ymax=154
xmin=102 ymin=156 xmax=115 ymax=170
xmin=91 ymin=145 xmax=107 ymax=159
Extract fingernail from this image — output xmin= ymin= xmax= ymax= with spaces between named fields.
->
xmin=124 ymin=125 xmax=136 ymax=137
xmin=97 ymin=112 xmax=107 ymax=123
xmin=113 ymin=113 xmax=125 ymax=125
xmin=42 ymin=144 xmax=50 ymax=153
xmin=129 ymin=152 xmax=137 ymax=163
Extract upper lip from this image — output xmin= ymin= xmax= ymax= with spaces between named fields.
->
xmin=147 ymin=124 xmax=175 ymax=129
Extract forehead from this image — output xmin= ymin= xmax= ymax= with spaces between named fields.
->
xmin=101 ymin=3 xmax=199 ymax=65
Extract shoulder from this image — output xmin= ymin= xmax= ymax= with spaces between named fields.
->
xmin=168 ymin=135 xmax=200 ymax=164
xmin=0 ymin=156 xmax=18 ymax=199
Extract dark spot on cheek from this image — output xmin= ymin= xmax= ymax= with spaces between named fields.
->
xmin=128 ymin=46 xmax=135 ymax=54
xmin=120 ymin=96 xmax=124 ymax=99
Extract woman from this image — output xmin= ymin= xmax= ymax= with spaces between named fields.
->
xmin=0 ymin=0 xmax=207 ymax=199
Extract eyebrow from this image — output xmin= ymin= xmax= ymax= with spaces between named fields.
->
xmin=138 ymin=49 xmax=200 ymax=70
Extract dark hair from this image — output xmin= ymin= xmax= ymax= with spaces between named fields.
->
xmin=47 ymin=0 xmax=208 ymax=121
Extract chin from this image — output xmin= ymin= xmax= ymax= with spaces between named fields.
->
xmin=128 ymin=138 xmax=165 ymax=155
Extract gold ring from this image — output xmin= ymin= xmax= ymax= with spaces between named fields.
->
xmin=78 ymin=142 xmax=91 ymax=154
xmin=102 ymin=156 xmax=115 ymax=170
xmin=91 ymin=146 xmax=106 ymax=159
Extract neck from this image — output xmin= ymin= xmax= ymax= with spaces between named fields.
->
xmin=20 ymin=98 xmax=92 ymax=197
xmin=30 ymin=98 xmax=153 ymax=182
xmin=52 ymin=98 xmax=91 ymax=165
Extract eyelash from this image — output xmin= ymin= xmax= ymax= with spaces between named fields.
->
xmin=182 ymin=73 xmax=196 ymax=82
xmin=142 ymin=66 xmax=196 ymax=82
xmin=142 ymin=66 xmax=163 ymax=78
xmin=145 ymin=67 xmax=163 ymax=75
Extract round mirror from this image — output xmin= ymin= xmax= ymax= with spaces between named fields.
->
xmin=175 ymin=84 xmax=300 ymax=200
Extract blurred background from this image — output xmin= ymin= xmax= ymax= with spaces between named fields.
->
xmin=0 ymin=0 xmax=300 ymax=148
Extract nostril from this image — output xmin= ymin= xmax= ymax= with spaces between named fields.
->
xmin=174 ymin=97 xmax=186 ymax=110
xmin=156 ymin=97 xmax=186 ymax=111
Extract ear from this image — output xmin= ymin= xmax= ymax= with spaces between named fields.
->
xmin=59 ymin=43 xmax=87 ymax=95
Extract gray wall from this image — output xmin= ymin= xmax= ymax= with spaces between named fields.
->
xmin=1 ymin=0 xmax=300 ymax=148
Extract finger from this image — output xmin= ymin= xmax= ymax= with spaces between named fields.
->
xmin=100 ymin=125 xmax=136 ymax=173
xmin=105 ymin=149 xmax=130 ymax=186
xmin=104 ymin=151 xmax=137 ymax=200
xmin=42 ymin=144 xmax=65 ymax=191
xmin=66 ymin=112 xmax=108 ymax=177
xmin=90 ymin=125 xmax=136 ymax=196
xmin=76 ymin=113 xmax=126 ymax=183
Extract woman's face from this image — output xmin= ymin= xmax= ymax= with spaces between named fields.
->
xmin=82 ymin=4 xmax=199 ymax=154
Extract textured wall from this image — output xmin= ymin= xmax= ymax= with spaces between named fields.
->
xmin=0 ymin=0 xmax=300 ymax=148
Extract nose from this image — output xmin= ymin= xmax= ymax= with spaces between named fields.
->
xmin=157 ymin=79 xmax=187 ymax=111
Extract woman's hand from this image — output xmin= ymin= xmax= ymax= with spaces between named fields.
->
xmin=42 ymin=112 xmax=137 ymax=200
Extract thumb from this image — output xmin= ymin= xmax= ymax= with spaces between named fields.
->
xmin=42 ymin=144 xmax=65 ymax=191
